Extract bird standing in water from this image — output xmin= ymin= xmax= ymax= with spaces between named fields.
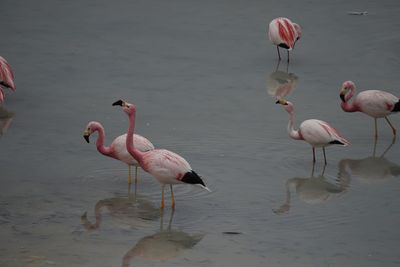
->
xmin=0 ymin=56 xmax=16 ymax=103
xmin=276 ymin=99 xmax=350 ymax=164
xmin=83 ymin=121 xmax=154 ymax=187
xmin=268 ymin=17 xmax=302 ymax=62
xmin=339 ymin=80 xmax=400 ymax=141
xmin=112 ymin=100 xmax=210 ymax=209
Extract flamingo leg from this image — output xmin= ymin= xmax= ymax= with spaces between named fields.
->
xmin=170 ymin=185 xmax=175 ymax=209
xmin=287 ymin=50 xmax=290 ymax=63
xmin=323 ymin=147 xmax=327 ymax=165
xmin=128 ymin=165 xmax=132 ymax=185
xmin=277 ymin=46 xmax=281 ymax=60
xmin=135 ymin=166 xmax=138 ymax=188
xmin=384 ymin=116 xmax=397 ymax=139
xmin=161 ymin=185 xmax=165 ymax=209
xmin=312 ymin=147 xmax=316 ymax=163
xmin=374 ymin=118 xmax=378 ymax=140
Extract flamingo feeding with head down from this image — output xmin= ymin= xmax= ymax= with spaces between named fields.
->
xmin=339 ymin=80 xmax=400 ymax=140
xmin=276 ymin=99 xmax=350 ymax=164
xmin=83 ymin=121 xmax=154 ymax=187
xmin=268 ymin=17 xmax=302 ymax=62
xmin=112 ymin=100 xmax=210 ymax=209
xmin=0 ymin=56 xmax=16 ymax=103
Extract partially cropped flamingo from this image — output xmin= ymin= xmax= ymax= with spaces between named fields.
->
xmin=339 ymin=80 xmax=400 ymax=140
xmin=0 ymin=56 xmax=16 ymax=103
xmin=268 ymin=17 xmax=302 ymax=62
xmin=276 ymin=99 xmax=350 ymax=164
xmin=112 ymin=100 xmax=210 ymax=209
xmin=83 ymin=121 xmax=154 ymax=186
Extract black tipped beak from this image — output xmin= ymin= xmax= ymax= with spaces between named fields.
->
xmin=83 ymin=134 xmax=90 ymax=143
xmin=275 ymin=100 xmax=280 ymax=104
xmin=340 ymin=93 xmax=345 ymax=102
xmin=112 ymin=100 xmax=124 ymax=106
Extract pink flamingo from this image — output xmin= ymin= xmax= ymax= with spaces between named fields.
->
xmin=268 ymin=17 xmax=302 ymax=62
xmin=112 ymin=100 xmax=210 ymax=209
xmin=0 ymin=56 xmax=16 ymax=103
xmin=340 ymin=80 xmax=400 ymax=140
xmin=276 ymin=99 xmax=350 ymax=164
xmin=83 ymin=121 xmax=154 ymax=186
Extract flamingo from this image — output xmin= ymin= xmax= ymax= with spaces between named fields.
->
xmin=268 ymin=17 xmax=302 ymax=62
xmin=112 ymin=100 xmax=210 ymax=209
xmin=0 ymin=56 xmax=16 ymax=103
xmin=83 ymin=121 xmax=154 ymax=186
xmin=276 ymin=99 xmax=350 ymax=164
xmin=339 ymin=80 xmax=400 ymax=140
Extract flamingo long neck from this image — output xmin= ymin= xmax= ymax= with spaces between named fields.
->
xmin=341 ymin=89 xmax=358 ymax=112
xmin=126 ymin=110 xmax=145 ymax=166
xmin=95 ymin=126 xmax=113 ymax=156
xmin=287 ymin=111 xmax=302 ymax=140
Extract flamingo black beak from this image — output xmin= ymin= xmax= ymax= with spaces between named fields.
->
xmin=112 ymin=100 xmax=125 ymax=106
xmin=275 ymin=99 xmax=288 ymax=105
xmin=83 ymin=129 xmax=91 ymax=143
xmin=340 ymin=92 xmax=346 ymax=102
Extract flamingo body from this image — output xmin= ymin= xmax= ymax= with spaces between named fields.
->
xmin=112 ymin=100 xmax=210 ymax=208
xmin=340 ymin=81 xmax=399 ymax=138
xmin=299 ymin=119 xmax=350 ymax=148
xmin=111 ymin=133 xmax=154 ymax=166
xmin=268 ymin=17 xmax=301 ymax=61
xmin=0 ymin=56 xmax=16 ymax=103
xmin=140 ymin=149 xmax=195 ymax=185
xmin=276 ymin=99 xmax=349 ymax=163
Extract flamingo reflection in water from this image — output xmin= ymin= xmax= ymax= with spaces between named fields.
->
xmin=81 ymin=188 xmax=160 ymax=231
xmin=274 ymin=165 xmax=350 ymax=215
xmin=267 ymin=61 xmax=299 ymax=100
xmin=338 ymin=140 xmax=400 ymax=184
xmin=0 ymin=106 xmax=14 ymax=136
xmin=122 ymin=209 xmax=204 ymax=267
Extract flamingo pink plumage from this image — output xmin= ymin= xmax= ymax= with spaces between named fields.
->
xmin=268 ymin=17 xmax=302 ymax=62
xmin=0 ymin=56 xmax=16 ymax=103
xmin=340 ymin=80 xmax=400 ymax=140
xmin=276 ymin=99 xmax=350 ymax=164
xmin=112 ymin=100 xmax=210 ymax=209
xmin=83 ymin=121 xmax=154 ymax=186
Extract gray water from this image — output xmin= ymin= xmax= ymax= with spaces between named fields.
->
xmin=1 ymin=0 xmax=400 ymax=266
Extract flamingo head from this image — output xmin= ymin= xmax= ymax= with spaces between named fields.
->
xmin=83 ymin=121 xmax=102 ymax=143
xmin=340 ymin=80 xmax=356 ymax=102
xmin=112 ymin=99 xmax=136 ymax=115
xmin=293 ymin=23 xmax=302 ymax=41
xmin=276 ymin=98 xmax=294 ymax=113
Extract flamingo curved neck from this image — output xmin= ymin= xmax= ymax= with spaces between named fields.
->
xmin=95 ymin=127 xmax=113 ymax=156
xmin=287 ymin=112 xmax=302 ymax=140
xmin=126 ymin=110 xmax=145 ymax=166
xmin=341 ymin=90 xmax=358 ymax=112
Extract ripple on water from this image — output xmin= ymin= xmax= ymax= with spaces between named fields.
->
xmin=77 ymin=167 xmax=215 ymax=208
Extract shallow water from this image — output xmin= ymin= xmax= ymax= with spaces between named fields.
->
xmin=1 ymin=0 xmax=400 ymax=266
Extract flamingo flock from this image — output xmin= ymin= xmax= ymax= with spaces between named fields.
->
xmin=2 ymin=15 xmax=398 ymax=211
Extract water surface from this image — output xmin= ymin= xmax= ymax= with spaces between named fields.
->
xmin=1 ymin=0 xmax=400 ymax=266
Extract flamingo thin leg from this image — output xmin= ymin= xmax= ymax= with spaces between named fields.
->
xmin=161 ymin=185 xmax=165 ymax=209
xmin=312 ymin=147 xmax=316 ymax=163
xmin=287 ymin=50 xmax=290 ymax=63
xmin=323 ymin=147 xmax=327 ymax=165
xmin=384 ymin=116 xmax=397 ymax=138
xmin=128 ymin=165 xmax=132 ymax=185
xmin=277 ymin=46 xmax=281 ymax=60
xmin=374 ymin=118 xmax=378 ymax=140
xmin=135 ymin=166 xmax=138 ymax=187
xmin=170 ymin=185 xmax=175 ymax=209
